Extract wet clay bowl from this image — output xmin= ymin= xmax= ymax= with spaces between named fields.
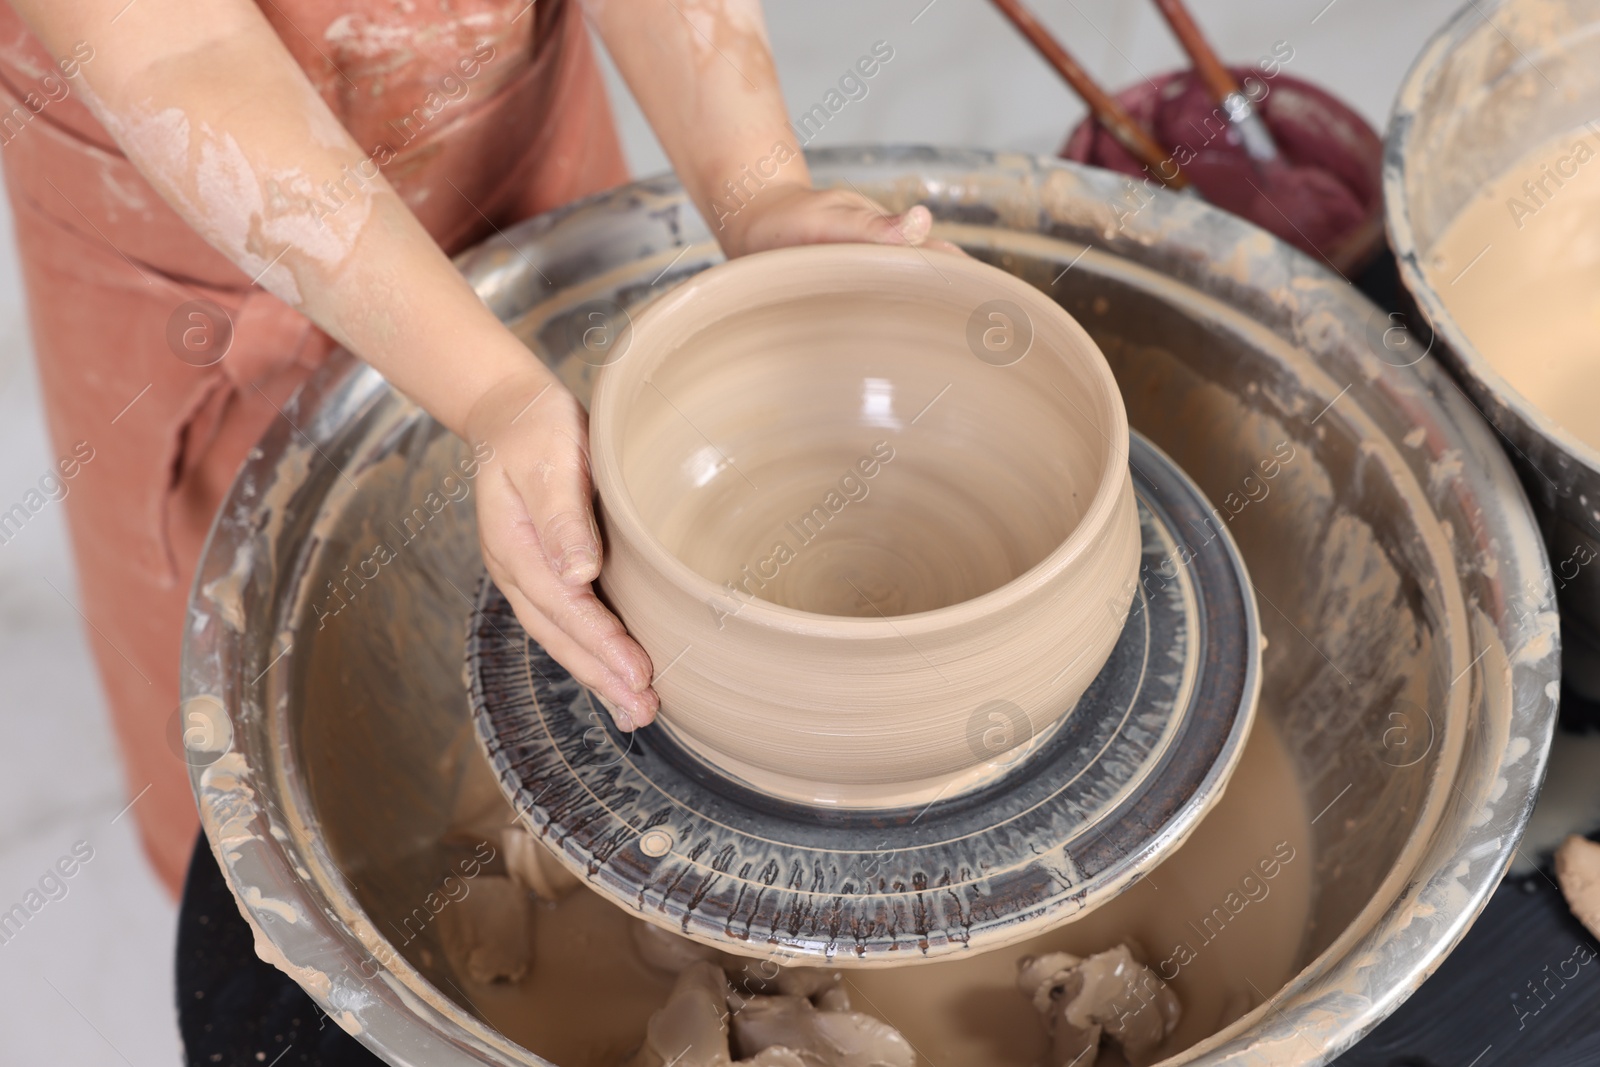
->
xmin=588 ymin=244 xmax=1140 ymax=807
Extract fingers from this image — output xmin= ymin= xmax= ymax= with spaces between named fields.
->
xmin=877 ymin=203 xmax=932 ymax=246
xmin=496 ymin=576 xmax=659 ymax=730
xmin=918 ymin=237 xmax=970 ymax=257
xmin=478 ymin=466 xmax=657 ymax=701
xmin=542 ymin=505 xmax=601 ymax=585
xmin=467 ymin=375 xmax=659 ymax=733
xmin=860 ymin=202 xmax=966 ymax=256
xmin=515 ymin=408 xmax=603 ymax=587
xmin=485 ymin=512 xmax=654 ymax=691
xmin=734 ymin=186 xmax=963 ymax=257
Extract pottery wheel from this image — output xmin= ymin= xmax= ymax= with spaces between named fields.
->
xmin=467 ymin=432 xmax=1258 ymax=964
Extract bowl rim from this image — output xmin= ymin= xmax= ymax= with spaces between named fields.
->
xmin=587 ymin=242 xmax=1133 ymax=639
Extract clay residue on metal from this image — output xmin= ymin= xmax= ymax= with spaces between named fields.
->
xmin=184 ymin=148 xmax=1561 ymax=1067
xmin=1515 ymin=732 xmax=1600 ymax=872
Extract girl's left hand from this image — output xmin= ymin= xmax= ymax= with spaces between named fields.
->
xmin=719 ymin=183 xmax=965 ymax=259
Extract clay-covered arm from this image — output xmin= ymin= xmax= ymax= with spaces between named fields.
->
xmin=584 ymin=0 xmax=943 ymax=255
xmin=13 ymin=0 xmax=531 ymax=436
xmin=12 ymin=0 xmax=952 ymax=733
xmin=11 ymin=0 xmax=660 ymax=723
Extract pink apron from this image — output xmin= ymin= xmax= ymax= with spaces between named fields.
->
xmin=0 ymin=0 xmax=627 ymax=894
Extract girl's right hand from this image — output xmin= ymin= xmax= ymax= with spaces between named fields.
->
xmin=464 ymin=369 xmax=659 ymax=730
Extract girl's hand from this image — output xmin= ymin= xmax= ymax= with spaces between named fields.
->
xmin=720 ymin=183 xmax=965 ymax=259
xmin=464 ymin=187 xmax=957 ymax=734
xmin=465 ymin=369 xmax=659 ymax=730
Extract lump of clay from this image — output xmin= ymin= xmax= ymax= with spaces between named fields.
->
xmin=629 ymin=963 xmax=731 ymax=1067
xmin=502 ymin=826 xmax=582 ymax=902
xmin=1556 ymin=834 xmax=1600 ymax=940
xmin=774 ymin=967 xmax=852 ymax=1013
xmin=437 ymin=875 xmax=532 ymax=984
xmin=629 ymin=961 xmax=914 ymax=1067
xmin=729 ymin=993 xmax=912 ymax=1067
xmin=633 ymin=919 xmax=726 ymax=974
xmin=1018 ymin=946 xmax=1182 ymax=1067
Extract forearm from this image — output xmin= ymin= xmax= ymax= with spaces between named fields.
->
xmin=583 ymin=0 xmax=808 ymax=248
xmin=12 ymin=0 xmax=541 ymax=436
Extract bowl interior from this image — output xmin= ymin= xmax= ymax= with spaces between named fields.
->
xmin=608 ymin=251 xmax=1116 ymax=618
